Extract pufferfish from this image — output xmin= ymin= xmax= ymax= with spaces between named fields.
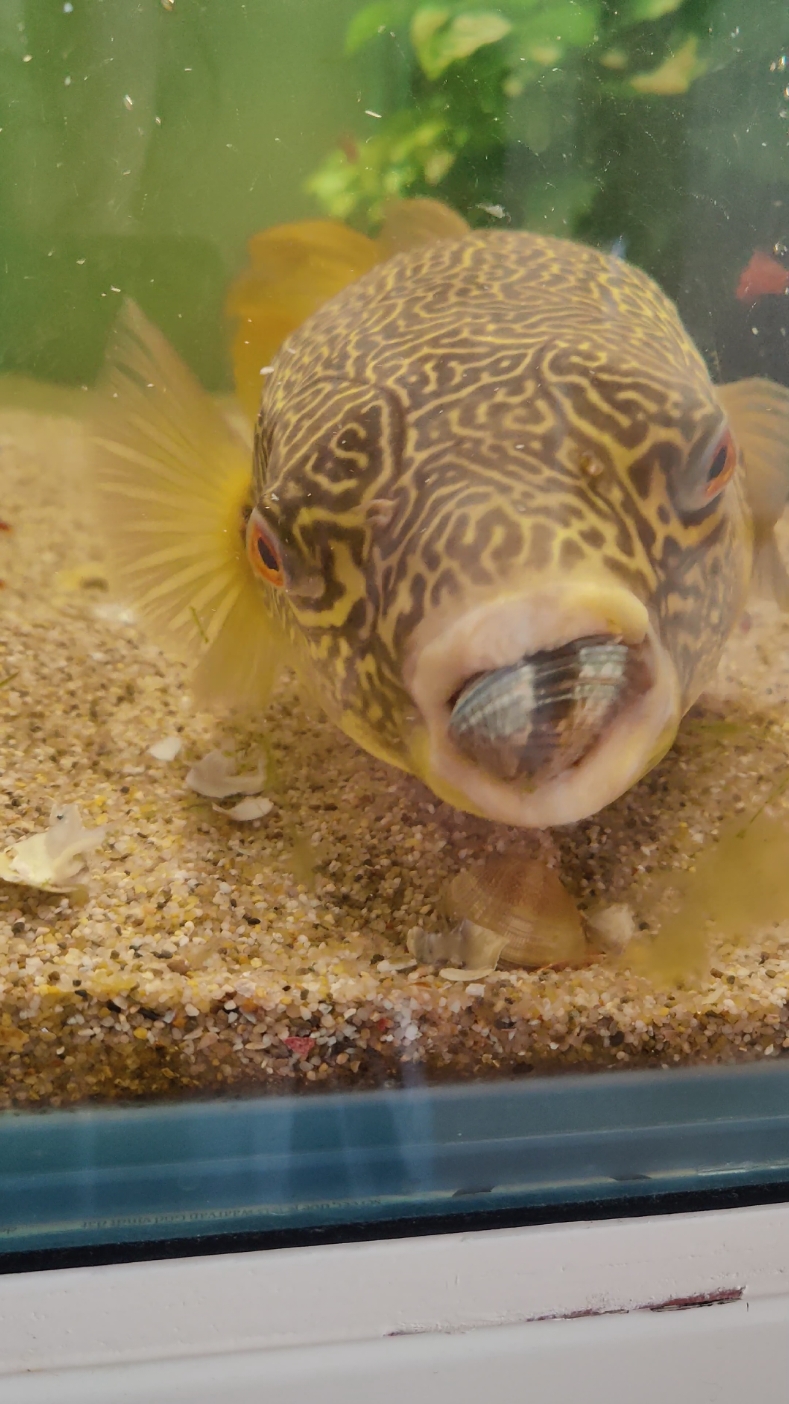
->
xmin=92 ymin=201 xmax=789 ymax=839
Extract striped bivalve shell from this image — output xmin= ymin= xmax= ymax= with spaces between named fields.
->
xmin=445 ymin=854 xmax=586 ymax=968
xmin=448 ymin=635 xmax=649 ymax=785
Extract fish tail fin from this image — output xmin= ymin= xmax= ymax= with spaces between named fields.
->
xmin=377 ymin=197 xmax=469 ymax=255
xmin=225 ymin=220 xmax=381 ymax=418
xmin=90 ymin=299 xmax=288 ymax=711
xmin=225 ymin=199 xmax=469 ymax=417
xmin=718 ymin=377 xmax=789 ymax=610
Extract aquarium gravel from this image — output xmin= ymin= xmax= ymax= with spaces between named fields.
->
xmin=3 ymin=401 xmax=789 ymax=1109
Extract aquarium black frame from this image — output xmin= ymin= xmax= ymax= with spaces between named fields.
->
xmin=3 ymin=1061 xmax=789 ymax=1272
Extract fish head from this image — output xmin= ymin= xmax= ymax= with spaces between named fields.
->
xmin=248 ymin=232 xmax=752 ymax=826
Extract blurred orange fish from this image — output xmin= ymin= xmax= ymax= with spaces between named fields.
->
xmin=736 ymin=249 xmax=789 ymax=302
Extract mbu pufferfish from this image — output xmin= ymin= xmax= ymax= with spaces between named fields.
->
xmin=93 ymin=200 xmax=789 ymax=840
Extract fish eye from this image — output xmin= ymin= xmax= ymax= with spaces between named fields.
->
xmin=703 ymin=429 xmax=737 ymax=500
xmin=674 ymin=425 xmax=737 ymax=518
xmin=246 ymin=510 xmax=285 ymax=588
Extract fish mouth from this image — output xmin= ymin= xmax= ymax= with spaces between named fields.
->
xmin=405 ymin=581 xmax=681 ymax=827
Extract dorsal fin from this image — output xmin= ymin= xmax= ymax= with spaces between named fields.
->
xmin=377 ymin=197 xmax=470 ymax=255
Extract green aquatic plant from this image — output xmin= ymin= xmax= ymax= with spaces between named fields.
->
xmin=306 ymin=0 xmax=788 ymax=273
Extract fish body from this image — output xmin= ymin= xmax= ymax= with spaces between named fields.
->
xmin=93 ymin=212 xmax=789 ymax=830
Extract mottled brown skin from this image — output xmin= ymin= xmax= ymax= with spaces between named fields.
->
xmin=251 ymin=230 xmax=751 ymax=775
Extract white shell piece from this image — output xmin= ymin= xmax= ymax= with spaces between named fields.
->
xmin=0 ymin=803 xmax=106 ymax=892
xmin=213 ymin=797 xmax=273 ymax=822
xmin=586 ymin=902 xmax=637 ymax=953
xmin=92 ymin=601 xmax=137 ymax=625
xmin=185 ymin=749 xmax=267 ymax=798
xmin=407 ymin=920 xmax=506 ymax=970
xmin=439 ymin=968 xmax=494 ymax=983
xmin=148 ymin=735 xmax=182 ymax=762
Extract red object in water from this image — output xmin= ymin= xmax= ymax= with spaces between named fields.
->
xmin=283 ymin=1035 xmax=315 ymax=1058
xmin=736 ymin=250 xmax=789 ymax=301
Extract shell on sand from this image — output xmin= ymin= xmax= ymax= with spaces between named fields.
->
xmin=446 ymin=853 xmax=586 ymax=967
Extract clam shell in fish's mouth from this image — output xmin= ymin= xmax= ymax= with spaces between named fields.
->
xmin=447 ymin=634 xmax=650 ymax=784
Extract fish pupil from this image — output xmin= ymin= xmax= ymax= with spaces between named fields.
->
xmin=707 ymin=444 xmax=729 ymax=481
xmin=257 ymin=536 xmax=279 ymax=572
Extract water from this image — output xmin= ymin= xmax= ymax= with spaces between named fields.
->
xmin=1 ymin=0 xmax=789 ymax=1181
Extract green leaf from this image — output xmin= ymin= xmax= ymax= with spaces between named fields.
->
xmin=345 ymin=1 xmax=406 ymax=55
xmin=305 ymin=109 xmax=460 ymax=223
xmin=514 ymin=0 xmax=600 ymax=63
xmin=630 ymin=35 xmax=706 ymax=94
xmin=624 ymin=0 xmax=684 ymax=21
xmin=412 ymin=8 xmax=513 ymax=80
xmin=305 ymin=151 xmax=362 ymax=221
xmin=410 ymin=5 xmax=451 ymax=51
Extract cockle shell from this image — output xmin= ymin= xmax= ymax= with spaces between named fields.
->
xmin=449 ymin=635 xmax=639 ymax=783
xmin=445 ymin=853 xmax=586 ymax=967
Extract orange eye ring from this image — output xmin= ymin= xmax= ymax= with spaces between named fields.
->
xmin=703 ymin=428 xmax=737 ymax=502
xmin=247 ymin=511 xmax=285 ymax=588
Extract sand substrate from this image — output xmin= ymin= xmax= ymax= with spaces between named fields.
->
xmin=3 ymin=394 xmax=789 ymax=1110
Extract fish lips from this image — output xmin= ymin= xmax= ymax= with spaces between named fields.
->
xmin=404 ymin=581 xmax=682 ymax=827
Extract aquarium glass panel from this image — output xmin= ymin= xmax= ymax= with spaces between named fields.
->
xmin=2 ymin=0 xmax=789 ymax=1258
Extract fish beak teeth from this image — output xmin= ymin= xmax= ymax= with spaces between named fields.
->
xmin=447 ymin=635 xmax=650 ymax=785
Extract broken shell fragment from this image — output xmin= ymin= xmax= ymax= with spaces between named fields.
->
xmin=407 ymin=921 xmax=506 ymax=970
xmin=438 ymin=966 xmax=496 ymax=983
xmin=212 ymin=796 xmax=273 ymax=822
xmin=445 ymin=852 xmax=586 ymax=968
xmin=0 ymin=803 xmax=106 ymax=892
xmin=149 ymin=735 xmax=182 ymax=762
xmin=185 ymin=749 xmax=266 ymax=798
xmin=585 ymin=902 xmax=637 ymax=954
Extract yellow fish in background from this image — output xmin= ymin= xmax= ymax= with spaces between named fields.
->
xmin=92 ymin=199 xmax=789 ymax=842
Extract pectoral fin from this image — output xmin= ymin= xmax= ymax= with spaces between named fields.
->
xmin=719 ymin=376 xmax=789 ymax=608
xmin=91 ymin=300 xmax=289 ymax=712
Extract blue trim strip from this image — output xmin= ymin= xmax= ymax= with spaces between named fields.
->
xmin=2 ymin=1062 xmax=789 ymax=1252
